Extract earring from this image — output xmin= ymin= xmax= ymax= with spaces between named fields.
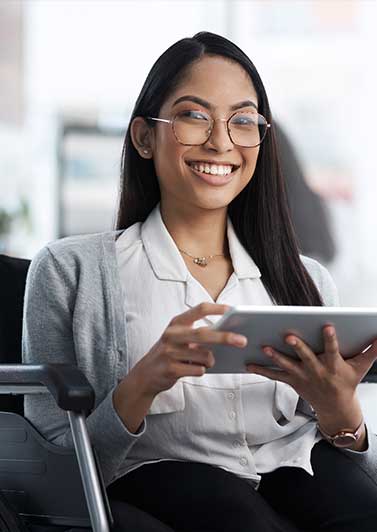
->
xmin=142 ymin=149 xmax=149 ymax=154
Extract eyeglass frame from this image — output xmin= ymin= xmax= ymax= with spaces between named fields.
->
xmin=145 ymin=110 xmax=271 ymax=148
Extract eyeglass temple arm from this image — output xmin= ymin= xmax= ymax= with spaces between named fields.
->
xmin=146 ymin=117 xmax=171 ymax=124
xmin=147 ymin=116 xmax=271 ymax=127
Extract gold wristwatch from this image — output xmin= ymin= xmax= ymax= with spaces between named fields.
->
xmin=317 ymin=419 xmax=364 ymax=448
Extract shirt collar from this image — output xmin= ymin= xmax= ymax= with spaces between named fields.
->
xmin=141 ymin=205 xmax=188 ymax=281
xmin=141 ymin=204 xmax=261 ymax=281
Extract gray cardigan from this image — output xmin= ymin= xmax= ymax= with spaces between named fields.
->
xmin=22 ymin=231 xmax=377 ymax=486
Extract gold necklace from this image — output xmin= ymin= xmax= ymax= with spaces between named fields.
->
xmin=178 ymin=248 xmax=225 ymax=267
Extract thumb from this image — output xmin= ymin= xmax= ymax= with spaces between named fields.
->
xmin=350 ymin=338 xmax=377 ymax=377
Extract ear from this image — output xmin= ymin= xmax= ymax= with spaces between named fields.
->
xmin=130 ymin=117 xmax=154 ymax=159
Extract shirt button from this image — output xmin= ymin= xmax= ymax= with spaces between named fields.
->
xmin=229 ymin=411 xmax=236 ymax=419
xmin=227 ymin=392 xmax=235 ymax=400
xmin=232 ymin=440 xmax=241 ymax=448
xmin=239 ymin=457 xmax=248 ymax=466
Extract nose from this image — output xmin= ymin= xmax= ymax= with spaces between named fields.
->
xmin=204 ymin=118 xmax=234 ymax=152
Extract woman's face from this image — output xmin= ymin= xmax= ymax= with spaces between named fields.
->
xmin=141 ymin=55 xmax=261 ymax=212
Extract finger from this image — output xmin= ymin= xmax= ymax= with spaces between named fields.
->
xmin=163 ymin=325 xmax=247 ymax=349
xmin=161 ymin=341 xmax=214 ymax=366
xmin=188 ymin=342 xmax=200 ymax=349
xmin=245 ymin=363 xmax=291 ymax=384
xmin=322 ymin=325 xmax=342 ymax=370
xmin=285 ymin=335 xmax=322 ymax=374
xmin=174 ymin=346 xmax=215 ymax=368
xmin=170 ymin=302 xmax=230 ymax=326
xmin=173 ymin=360 xmax=208 ymax=378
xmin=348 ymin=338 xmax=377 ymax=378
xmin=262 ymin=346 xmax=302 ymax=376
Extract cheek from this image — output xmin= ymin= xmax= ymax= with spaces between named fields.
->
xmin=154 ymin=130 xmax=180 ymax=173
xmin=241 ymin=148 xmax=259 ymax=182
xmin=154 ymin=138 xmax=188 ymax=187
xmin=157 ymin=128 xmax=193 ymax=167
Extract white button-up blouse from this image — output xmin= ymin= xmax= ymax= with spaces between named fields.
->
xmin=115 ymin=204 xmax=339 ymax=488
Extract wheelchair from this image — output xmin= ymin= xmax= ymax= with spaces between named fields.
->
xmin=0 ymin=254 xmax=112 ymax=532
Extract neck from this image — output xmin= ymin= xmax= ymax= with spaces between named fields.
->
xmin=160 ymin=199 xmax=229 ymax=257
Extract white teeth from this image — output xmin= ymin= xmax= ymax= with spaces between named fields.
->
xmin=189 ymin=162 xmax=234 ymax=176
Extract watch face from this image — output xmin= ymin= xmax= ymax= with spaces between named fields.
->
xmin=333 ymin=434 xmax=357 ymax=448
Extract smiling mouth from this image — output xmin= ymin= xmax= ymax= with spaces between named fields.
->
xmin=185 ymin=160 xmax=240 ymax=187
xmin=185 ymin=160 xmax=240 ymax=176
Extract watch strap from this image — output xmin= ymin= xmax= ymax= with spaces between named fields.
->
xmin=317 ymin=419 xmax=364 ymax=447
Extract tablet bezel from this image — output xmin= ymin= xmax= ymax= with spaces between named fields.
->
xmin=206 ymin=306 xmax=377 ymax=373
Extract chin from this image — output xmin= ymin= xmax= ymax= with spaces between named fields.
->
xmin=189 ymin=193 xmax=236 ymax=212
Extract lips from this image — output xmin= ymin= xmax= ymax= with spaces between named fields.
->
xmin=185 ymin=160 xmax=239 ymax=186
xmin=185 ymin=160 xmax=240 ymax=173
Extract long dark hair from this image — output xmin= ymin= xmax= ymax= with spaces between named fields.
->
xmin=116 ymin=31 xmax=323 ymax=306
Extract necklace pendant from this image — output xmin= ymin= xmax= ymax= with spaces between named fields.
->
xmin=194 ymin=257 xmax=208 ymax=267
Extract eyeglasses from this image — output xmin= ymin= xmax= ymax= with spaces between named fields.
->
xmin=146 ymin=109 xmax=271 ymax=148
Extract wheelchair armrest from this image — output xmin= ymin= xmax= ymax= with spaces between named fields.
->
xmin=0 ymin=363 xmax=95 ymax=412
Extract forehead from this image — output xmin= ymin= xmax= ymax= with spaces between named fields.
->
xmin=163 ymin=55 xmax=258 ymax=110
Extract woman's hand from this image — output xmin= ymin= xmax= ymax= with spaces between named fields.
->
xmin=130 ymin=302 xmax=247 ymax=398
xmin=246 ymin=326 xmax=377 ymax=449
xmin=113 ymin=303 xmax=248 ymax=433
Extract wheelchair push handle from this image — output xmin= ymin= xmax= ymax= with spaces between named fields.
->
xmin=0 ymin=363 xmax=95 ymax=412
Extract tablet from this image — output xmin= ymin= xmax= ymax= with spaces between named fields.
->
xmin=206 ymin=306 xmax=377 ymax=373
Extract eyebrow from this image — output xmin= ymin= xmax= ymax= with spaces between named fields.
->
xmin=172 ymin=95 xmax=258 ymax=112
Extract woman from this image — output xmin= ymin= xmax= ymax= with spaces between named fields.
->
xmin=23 ymin=32 xmax=377 ymax=532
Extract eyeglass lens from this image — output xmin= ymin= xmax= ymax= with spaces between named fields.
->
xmin=173 ymin=110 xmax=268 ymax=147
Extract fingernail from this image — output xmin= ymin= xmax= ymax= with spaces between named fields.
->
xmin=263 ymin=347 xmax=273 ymax=356
xmin=232 ymin=335 xmax=247 ymax=347
xmin=246 ymin=364 xmax=258 ymax=373
xmin=287 ymin=337 xmax=296 ymax=346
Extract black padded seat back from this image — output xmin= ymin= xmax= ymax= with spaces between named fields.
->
xmin=0 ymin=411 xmax=90 ymax=528
xmin=0 ymin=255 xmax=31 ymax=414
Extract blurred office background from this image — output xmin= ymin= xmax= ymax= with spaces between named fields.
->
xmin=1 ymin=0 xmax=377 ymax=307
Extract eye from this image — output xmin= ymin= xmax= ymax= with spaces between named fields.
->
xmin=177 ymin=110 xmax=209 ymax=121
xmin=231 ymin=113 xmax=258 ymax=126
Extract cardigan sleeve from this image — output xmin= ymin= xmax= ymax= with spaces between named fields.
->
xmin=22 ymin=245 xmax=146 ymax=486
xmin=300 ymin=255 xmax=340 ymax=306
